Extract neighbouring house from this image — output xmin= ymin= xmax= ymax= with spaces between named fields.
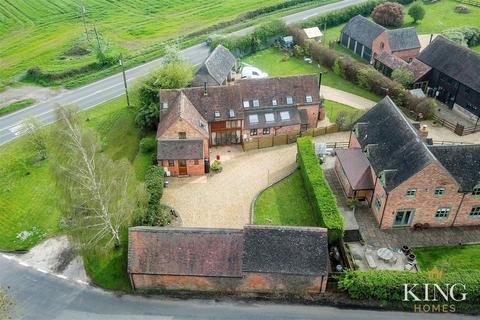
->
xmin=157 ymin=74 xmax=322 ymax=175
xmin=415 ymin=36 xmax=480 ymax=122
xmin=127 ymin=225 xmax=329 ymax=295
xmin=335 ymin=96 xmax=480 ymax=229
xmin=373 ymin=51 xmax=431 ymax=91
xmin=192 ymin=45 xmax=237 ymax=87
xmin=303 ymin=27 xmax=323 ymax=42
xmin=339 ymin=15 xmax=421 ymax=63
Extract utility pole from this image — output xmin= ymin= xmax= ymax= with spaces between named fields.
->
xmin=119 ymin=54 xmax=130 ymax=107
xmin=80 ymin=3 xmax=89 ymax=41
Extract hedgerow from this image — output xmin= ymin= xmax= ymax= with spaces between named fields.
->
xmin=338 ymin=269 xmax=480 ymax=310
xmin=297 ymin=137 xmax=344 ymax=243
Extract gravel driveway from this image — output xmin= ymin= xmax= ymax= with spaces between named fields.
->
xmin=162 ymin=132 xmax=349 ymax=229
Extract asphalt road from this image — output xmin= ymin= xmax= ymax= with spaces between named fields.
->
xmin=0 ymin=256 xmax=472 ymax=320
xmin=0 ymin=0 xmax=368 ymax=146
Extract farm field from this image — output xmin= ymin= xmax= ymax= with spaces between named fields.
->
xmin=322 ymin=0 xmax=480 ymax=52
xmin=242 ymin=48 xmax=381 ymax=101
xmin=0 ymin=0 xmax=332 ymax=89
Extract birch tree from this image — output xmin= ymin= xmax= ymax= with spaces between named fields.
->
xmin=52 ymin=106 xmax=147 ymax=248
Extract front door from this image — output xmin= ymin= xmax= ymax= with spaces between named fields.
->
xmin=178 ymin=160 xmax=187 ymax=175
xmin=394 ymin=209 xmax=415 ymax=227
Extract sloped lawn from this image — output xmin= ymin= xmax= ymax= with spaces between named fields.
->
xmin=254 ymin=170 xmax=317 ymax=226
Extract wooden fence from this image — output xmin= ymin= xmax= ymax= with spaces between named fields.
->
xmin=432 ymin=114 xmax=479 ymax=136
xmin=242 ymin=125 xmax=340 ymax=152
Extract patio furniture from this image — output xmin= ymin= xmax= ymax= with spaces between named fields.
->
xmin=377 ymin=248 xmax=394 ymax=261
xmin=365 ymin=254 xmax=377 ymax=269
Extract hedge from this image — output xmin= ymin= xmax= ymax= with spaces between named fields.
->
xmin=338 ymin=269 xmax=480 ymax=309
xmin=143 ymin=165 xmax=168 ymax=226
xmin=210 ymin=19 xmax=288 ymax=57
xmin=298 ymin=0 xmax=382 ymax=29
xmin=297 ymin=137 xmax=344 ymax=242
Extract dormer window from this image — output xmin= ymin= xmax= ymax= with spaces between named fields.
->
xmin=162 ymin=102 xmax=169 ymax=109
xmin=229 ymin=109 xmax=235 ymax=118
xmin=306 ymin=95 xmax=313 ymax=103
xmin=253 ymin=99 xmax=260 ymax=107
xmin=243 ymin=100 xmax=250 ymax=108
xmin=214 ymin=111 xmax=220 ymax=118
xmin=265 ymin=113 xmax=275 ymax=122
xmin=272 ymin=99 xmax=278 ymax=106
xmin=249 ymin=114 xmax=259 ymax=124
xmin=286 ymin=96 xmax=293 ymax=105
xmin=473 ymin=184 xmax=480 ymax=197
xmin=280 ymin=111 xmax=290 ymax=121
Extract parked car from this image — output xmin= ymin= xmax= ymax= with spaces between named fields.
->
xmin=241 ymin=65 xmax=268 ymax=79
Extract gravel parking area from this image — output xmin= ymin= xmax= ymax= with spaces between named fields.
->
xmin=162 ymin=132 xmax=349 ymax=229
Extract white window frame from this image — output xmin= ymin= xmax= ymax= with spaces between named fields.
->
xmin=252 ymin=99 xmax=260 ymax=107
xmin=243 ymin=100 xmax=250 ymax=108
xmin=272 ymin=99 xmax=278 ymax=106
xmin=280 ymin=111 xmax=290 ymax=121
xmin=286 ymin=96 xmax=293 ymax=105
xmin=470 ymin=205 xmax=480 ymax=218
xmin=434 ymin=187 xmax=445 ymax=197
xmin=306 ymin=95 xmax=313 ymax=103
xmin=435 ymin=207 xmax=451 ymax=219
xmin=405 ymin=188 xmax=417 ymax=198
xmin=214 ymin=111 xmax=221 ymax=118
xmin=249 ymin=114 xmax=259 ymax=124
xmin=265 ymin=113 xmax=275 ymax=122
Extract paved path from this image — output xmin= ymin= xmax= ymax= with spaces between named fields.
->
xmin=1 ymin=255 xmax=474 ymax=320
xmin=163 ymin=133 xmax=350 ymax=228
xmin=0 ymin=0 xmax=369 ymax=146
xmin=322 ymin=86 xmax=376 ymax=110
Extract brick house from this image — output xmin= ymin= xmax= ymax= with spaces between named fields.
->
xmin=340 ymin=15 xmax=420 ymax=63
xmin=335 ymin=96 xmax=480 ymax=229
xmin=192 ymin=45 xmax=236 ymax=87
xmin=127 ymin=225 xmax=329 ymax=295
xmin=159 ymin=74 xmax=322 ymax=146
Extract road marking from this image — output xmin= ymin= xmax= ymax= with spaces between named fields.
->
xmin=19 ymin=262 xmax=30 ymax=267
xmin=76 ymin=279 xmax=88 ymax=285
xmin=37 ymin=268 xmax=48 ymax=274
xmin=56 ymin=274 xmax=68 ymax=280
xmin=1 ymin=254 xmax=13 ymax=260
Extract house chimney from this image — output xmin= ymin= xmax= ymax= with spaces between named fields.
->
xmin=204 ymin=82 xmax=208 ymax=96
xmin=419 ymin=124 xmax=429 ymax=139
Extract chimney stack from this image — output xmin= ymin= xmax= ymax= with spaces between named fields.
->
xmin=419 ymin=124 xmax=429 ymax=139
xmin=204 ymin=82 xmax=208 ymax=96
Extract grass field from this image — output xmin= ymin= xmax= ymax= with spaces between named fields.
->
xmin=242 ymin=48 xmax=380 ymax=101
xmin=0 ymin=0 xmax=335 ymax=89
xmin=324 ymin=99 xmax=363 ymax=123
xmin=322 ymin=0 xmax=480 ymax=52
xmin=0 ymin=99 xmax=35 ymax=116
xmin=254 ymin=170 xmax=317 ymax=226
xmin=415 ymin=244 xmax=480 ymax=272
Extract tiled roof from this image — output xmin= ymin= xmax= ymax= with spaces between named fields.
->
xmin=242 ymin=225 xmax=328 ymax=276
xmin=335 ymin=148 xmax=374 ymax=190
xmin=417 ymin=35 xmax=480 ymax=92
xmin=428 ymin=145 xmax=480 ymax=192
xmin=128 ymin=227 xmax=244 ymax=277
xmin=354 ymin=97 xmax=435 ymax=192
xmin=243 ymin=106 xmax=302 ymax=130
xmin=386 ymin=27 xmax=421 ymax=51
xmin=160 ymin=75 xmax=320 ymax=123
xmin=193 ymin=45 xmax=236 ymax=85
xmin=341 ymin=15 xmax=385 ymax=48
xmin=375 ymin=52 xmax=431 ymax=81
xmin=157 ymin=139 xmax=204 ymax=160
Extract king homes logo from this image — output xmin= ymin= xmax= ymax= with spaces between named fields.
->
xmin=403 ymin=268 xmax=467 ymax=313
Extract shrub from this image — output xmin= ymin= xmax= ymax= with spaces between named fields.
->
xmin=391 ymin=68 xmax=414 ymax=88
xmin=441 ymin=26 xmax=480 ymax=48
xmin=296 ymin=137 xmax=344 ymax=242
xmin=408 ymin=3 xmax=426 ymax=23
xmin=372 ymin=2 xmax=404 ymax=27
xmin=338 ymin=269 xmax=480 ymax=306
xmin=210 ymin=160 xmax=223 ymax=173
xmin=394 ymin=0 xmax=413 ymax=4
xmin=139 ymin=137 xmax=156 ymax=153
xmin=143 ymin=166 xmax=170 ymax=226
xmin=454 ymin=5 xmax=470 ymax=14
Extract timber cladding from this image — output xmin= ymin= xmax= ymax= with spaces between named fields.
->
xmin=128 ymin=225 xmax=329 ymax=296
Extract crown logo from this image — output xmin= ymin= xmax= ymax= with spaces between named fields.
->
xmin=426 ymin=267 xmax=443 ymax=280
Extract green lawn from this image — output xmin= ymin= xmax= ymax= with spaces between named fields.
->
xmin=324 ymin=99 xmax=364 ymax=123
xmin=0 ymin=99 xmax=35 ymax=116
xmin=415 ymin=244 xmax=480 ymax=272
xmin=242 ymin=48 xmax=380 ymax=101
xmin=322 ymin=0 xmax=480 ymax=52
xmin=0 ymin=0 xmax=337 ymax=89
xmin=254 ymin=170 xmax=317 ymax=226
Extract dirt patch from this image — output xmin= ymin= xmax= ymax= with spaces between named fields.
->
xmin=0 ymin=85 xmax=67 ymax=107
xmin=64 ymin=45 xmax=90 ymax=57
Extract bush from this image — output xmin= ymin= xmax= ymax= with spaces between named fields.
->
xmin=454 ymin=5 xmax=470 ymax=14
xmin=210 ymin=160 xmax=223 ymax=173
xmin=391 ymin=68 xmax=414 ymax=88
xmin=408 ymin=3 xmax=425 ymax=23
xmin=441 ymin=26 xmax=480 ymax=48
xmin=139 ymin=137 xmax=156 ymax=153
xmin=142 ymin=166 xmax=170 ymax=226
xmin=297 ymin=137 xmax=344 ymax=242
xmin=372 ymin=2 xmax=404 ymax=27
xmin=394 ymin=0 xmax=413 ymax=4
xmin=338 ymin=269 xmax=480 ymax=308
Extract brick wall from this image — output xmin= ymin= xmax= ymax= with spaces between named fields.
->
xmin=161 ymin=118 xmax=206 ymax=140
xmin=371 ymin=32 xmax=420 ymax=63
xmin=393 ymin=47 xmax=420 ymax=62
xmin=131 ymin=273 xmax=327 ymax=296
xmin=242 ymin=124 xmax=300 ymax=139
xmin=453 ymin=193 xmax=480 ymax=227
xmin=160 ymin=159 xmax=205 ymax=176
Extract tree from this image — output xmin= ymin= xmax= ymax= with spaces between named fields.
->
xmin=408 ymin=3 xmax=425 ymax=23
xmin=20 ymin=117 xmax=48 ymax=161
xmin=133 ymin=46 xmax=193 ymax=131
xmin=52 ymin=106 xmax=147 ymax=248
xmin=372 ymin=2 xmax=404 ymax=27
xmin=0 ymin=287 xmax=14 ymax=320
xmin=391 ymin=68 xmax=414 ymax=88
